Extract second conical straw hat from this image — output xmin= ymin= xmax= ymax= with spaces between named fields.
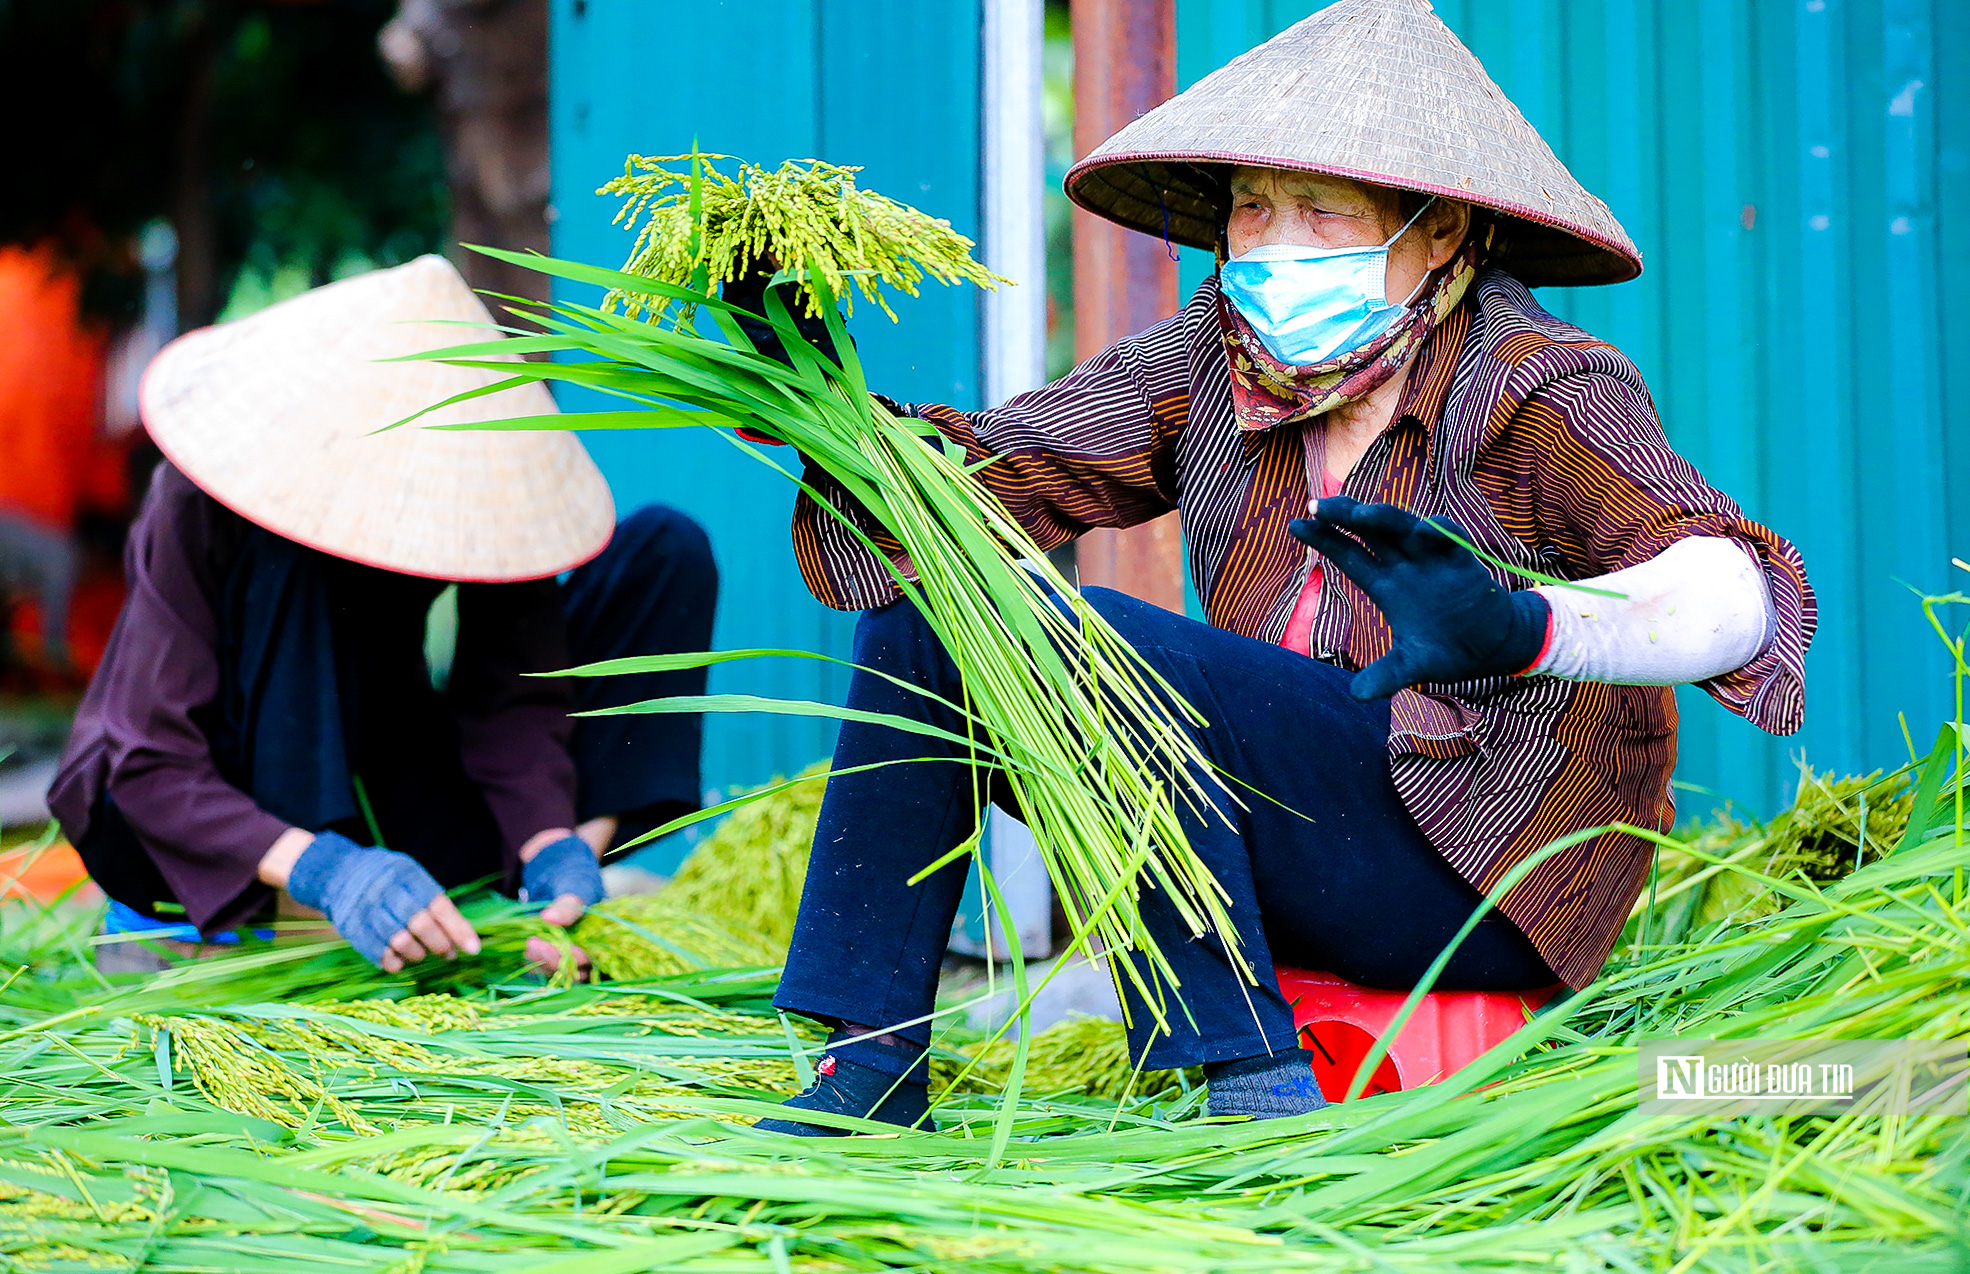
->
xmin=140 ymin=255 xmax=615 ymax=582
xmin=1065 ymin=0 xmax=1639 ymax=286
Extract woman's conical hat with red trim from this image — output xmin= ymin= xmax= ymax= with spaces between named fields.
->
xmin=140 ymin=255 xmax=615 ymax=582
xmin=1064 ymin=0 xmax=1639 ymax=286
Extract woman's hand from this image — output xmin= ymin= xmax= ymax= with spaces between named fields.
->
xmin=721 ymin=264 xmax=847 ymax=369
xmin=1289 ymin=496 xmax=1550 ymax=699
xmin=519 ymin=830 xmax=605 ymax=921
xmin=720 ymin=264 xmax=853 ymax=449
xmin=274 ymin=830 xmax=481 ymax=971
xmin=519 ymin=829 xmax=604 ymax=978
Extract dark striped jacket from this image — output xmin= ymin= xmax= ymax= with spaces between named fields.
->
xmin=791 ymin=269 xmax=1814 ymax=988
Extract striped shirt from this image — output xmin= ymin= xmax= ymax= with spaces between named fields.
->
xmin=791 ymin=269 xmax=1814 ymax=988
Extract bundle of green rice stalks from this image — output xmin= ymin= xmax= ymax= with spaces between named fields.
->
xmin=415 ymin=165 xmax=1249 ymax=1044
xmin=569 ymin=763 xmax=825 ymax=978
xmin=600 ymin=151 xmax=1007 ymax=321
xmin=1648 ymin=764 xmax=1918 ymax=927
xmin=1762 ymin=764 xmax=1915 ymax=876
xmin=571 ymin=898 xmax=783 ymax=980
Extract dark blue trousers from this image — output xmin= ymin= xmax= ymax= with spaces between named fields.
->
xmin=775 ymin=587 xmax=1553 ymax=1069
xmin=564 ymin=504 xmax=720 ymax=838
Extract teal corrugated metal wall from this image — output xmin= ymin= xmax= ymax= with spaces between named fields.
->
xmin=550 ymin=2 xmax=983 ymax=811
xmin=1177 ymin=0 xmax=1970 ymax=818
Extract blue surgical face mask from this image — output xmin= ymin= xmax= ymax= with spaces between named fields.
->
xmin=1219 ymin=197 xmax=1437 ymax=366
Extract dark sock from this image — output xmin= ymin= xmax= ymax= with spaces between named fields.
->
xmin=823 ymin=1024 xmax=932 ymax=1082
xmin=754 ymin=1028 xmax=932 ymax=1136
xmin=1203 ymin=1048 xmax=1326 ymax=1119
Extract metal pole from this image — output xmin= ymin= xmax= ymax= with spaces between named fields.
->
xmin=970 ymin=0 xmax=1053 ymax=961
xmin=983 ymin=0 xmax=1048 ymax=409
xmin=1070 ymin=0 xmax=1185 ymax=613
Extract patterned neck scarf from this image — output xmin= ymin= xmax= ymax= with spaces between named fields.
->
xmin=1217 ymin=221 xmax=1493 ymax=433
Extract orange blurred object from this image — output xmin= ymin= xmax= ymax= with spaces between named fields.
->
xmin=1276 ymin=967 xmax=1560 ymax=1099
xmin=64 ymin=562 xmax=126 ymax=675
xmin=0 ymin=243 xmax=127 ymax=532
xmin=0 ymin=841 xmax=98 ymax=903
xmin=0 ymin=242 xmax=134 ymax=678
xmin=6 ymin=559 xmax=124 ymax=677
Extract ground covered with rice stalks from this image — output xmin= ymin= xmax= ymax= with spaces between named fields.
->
xmin=0 ymin=748 xmax=1964 ymax=1272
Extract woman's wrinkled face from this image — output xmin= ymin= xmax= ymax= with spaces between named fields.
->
xmin=1225 ymin=166 xmax=1471 ymax=304
xmin=1226 ymin=167 xmax=1394 ymax=255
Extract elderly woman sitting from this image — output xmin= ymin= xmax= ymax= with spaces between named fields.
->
xmin=753 ymin=0 xmax=1814 ymax=1132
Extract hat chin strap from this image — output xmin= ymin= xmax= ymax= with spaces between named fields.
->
xmin=1383 ymin=197 xmax=1440 ymax=308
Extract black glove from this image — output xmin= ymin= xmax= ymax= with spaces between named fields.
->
xmin=520 ymin=834 xmax=606 ymax=910
xmin=286 ymin=830 xmax=446 ymax=967
xmin=719 ymin=265 xmax=851 ymax=449
xmin=1288 ymin=496 xmax=1551 ymax=700
xmin=720 ymin=265 xmax=847 ymax=368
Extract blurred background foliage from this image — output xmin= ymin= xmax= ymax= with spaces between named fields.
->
xmin=0 ymin=0 xmax=448 ymax=328
xmin=1042 ymin=0 xmax=1074 ymax=380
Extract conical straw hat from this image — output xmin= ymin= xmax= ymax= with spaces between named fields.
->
xmin=1065 ymin=0 xmax=1639 ymax=286
xmin=141 ymin=255 xmax=614 ymax=582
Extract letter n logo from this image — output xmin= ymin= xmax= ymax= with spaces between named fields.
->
xmin=1657 ymin=1055 xmax=1705 ymax=1099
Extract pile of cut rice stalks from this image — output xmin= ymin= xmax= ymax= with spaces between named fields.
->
xmin=2 ymin=725 xmax=1965 ymax=1272
xmin=573 ymin=763 xmax=827 ymax=979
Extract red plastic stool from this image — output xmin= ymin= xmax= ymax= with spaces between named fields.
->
xmin=1275 ymin=968 xmax=1559 ymax=1099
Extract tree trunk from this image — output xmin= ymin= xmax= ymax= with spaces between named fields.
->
xmin=171 ymin=28 xmax=220 ymax=331
xmin=380 ymin=0 xmax=551 ymax=313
